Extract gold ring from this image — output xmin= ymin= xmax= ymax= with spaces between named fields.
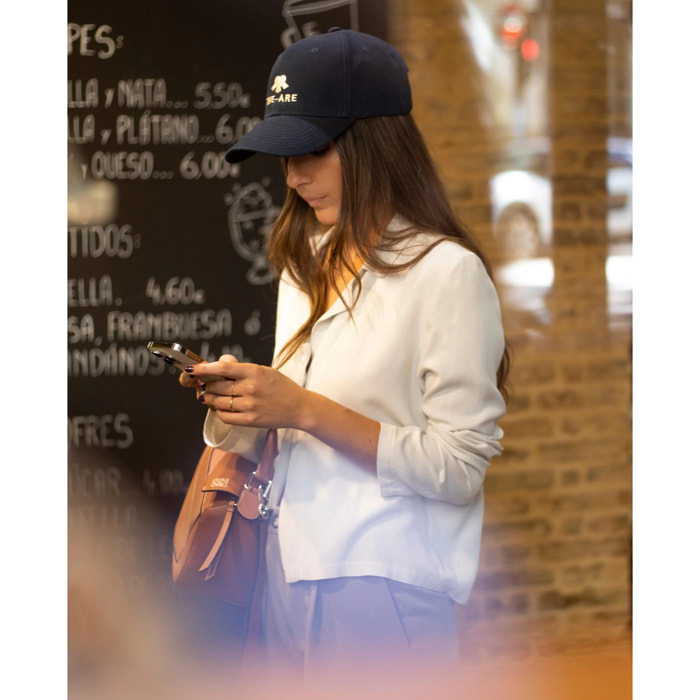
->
xmin=229 ymin=394 xmax=235 ymax=412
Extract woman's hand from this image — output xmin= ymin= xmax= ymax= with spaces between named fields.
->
xmin=185 ymin=354 xmax=310 ymax=430
xmin=178 ymin=362 xmax=206 ymax=401
xmin=184 ymin=354 xmax=381 ymax=474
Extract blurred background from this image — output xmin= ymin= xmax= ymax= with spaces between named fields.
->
xmin=64 ymin=0 xmax=636 ymax=696
xmin=389 ymin=0 xmax=633 ymax=662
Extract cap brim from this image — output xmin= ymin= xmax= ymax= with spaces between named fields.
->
xmin=224 ymin=114 xmax=354 ymax=163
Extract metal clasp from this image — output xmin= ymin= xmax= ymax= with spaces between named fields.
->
xmin=244 ymin=472 xmax=273 ymax=520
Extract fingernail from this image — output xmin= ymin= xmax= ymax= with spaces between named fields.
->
xmin=198 ymin=393 xmax=206 ymax=403
xmin=185 ymin=366 xmax=194 ymax=373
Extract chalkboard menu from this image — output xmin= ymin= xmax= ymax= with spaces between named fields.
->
xmin=67 ymin=0 xmax=388 ymax=659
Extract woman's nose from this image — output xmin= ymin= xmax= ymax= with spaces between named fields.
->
xmin=286 ymin=156 xmax=311 ymax=189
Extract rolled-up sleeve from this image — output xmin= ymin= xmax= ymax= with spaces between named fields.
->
xmin=376 ymin=250 xmax=506 ymax=504
xmin=203 ymin=409 xmax=267 ymax=462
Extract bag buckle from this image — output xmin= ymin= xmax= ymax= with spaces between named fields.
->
xmin=244 ymin=472 xmax=273 ymax=520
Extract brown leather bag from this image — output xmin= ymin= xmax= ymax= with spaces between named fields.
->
xmin=172 ymin=430 xmax=278 ymax=608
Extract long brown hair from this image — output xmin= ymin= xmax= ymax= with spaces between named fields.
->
xmin=267 ymin=113 xmax=511 ymax=400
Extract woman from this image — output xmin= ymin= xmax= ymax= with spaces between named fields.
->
xmin=181 ymin=29 xmax=509 ymax=674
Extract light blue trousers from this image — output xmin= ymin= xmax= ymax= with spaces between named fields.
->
xmin=261 ymin=511 xmax=459 ymax=676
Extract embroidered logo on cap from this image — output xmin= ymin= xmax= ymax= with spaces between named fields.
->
xmin=267 ymin=74 xmax=298 ymax=105
xmin=271 ymin=75 xmax=289 ymax=93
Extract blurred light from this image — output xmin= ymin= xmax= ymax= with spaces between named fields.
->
xmin=497 ymin=258 xmax=553 ymax=288
xmin=460 ymin=1 xmax=497 ymax=72
xmin=496 ymin=255 xmax=632 ymax=291
xmin=67 ymin=179 xmax=118 ymax=225
xmin=504 ymin=17 xmax=523 ymax=35
xmin=521 ymin=37 xmax=540 ymax=62
xmin=68 ymin=145 xmax=118 ymax=224
xmin=606 ymin=254 xmax=632 ymax=290
xmin=500 ymin=4 xmax=526 ymax=48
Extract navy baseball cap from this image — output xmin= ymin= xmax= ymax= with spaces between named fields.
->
xmin=225 ymin=28 xmax=412 ymax=163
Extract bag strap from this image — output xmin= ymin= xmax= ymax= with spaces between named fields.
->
xmin=237 ymin=429 xmax=278 ymax=521
xmin=198 ymin=501 xmax=236 ymax=577
xmin=242 ymin=516 xmax=269 ymax=661
xmin=242 ymin=429 xmax=278 ymax=660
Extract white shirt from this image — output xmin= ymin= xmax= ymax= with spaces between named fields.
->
xmin=204 ymin=223 xmax=506 ymax=604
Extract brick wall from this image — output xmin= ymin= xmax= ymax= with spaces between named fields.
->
xmin=388 ymin=0 xmax=632 ymax=663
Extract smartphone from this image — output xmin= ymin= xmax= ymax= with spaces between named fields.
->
xmin=147 ymin=342 xmax=227 ymax=384
xmin=147 ymin=341 xmax=205 ymax=371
